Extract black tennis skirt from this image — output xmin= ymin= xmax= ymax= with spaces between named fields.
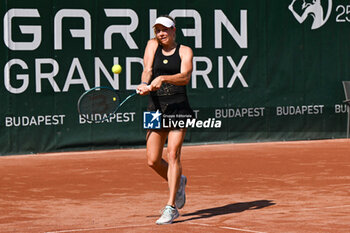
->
xmin=147 ymin=93 xmax=194 ymax=120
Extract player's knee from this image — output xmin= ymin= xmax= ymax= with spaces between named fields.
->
xmin=167 ymin=150 xmax=180 ymax=164
xmin=147 ymin=157 xmax=159 ymax=168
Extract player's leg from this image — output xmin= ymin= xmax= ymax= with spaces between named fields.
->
xmin=146 ymin=130 xmax=169 ymax=180
xmin=166 ymin=129 xmax=186 ymax=207
xmin=156 ymin=128 xmax=185 ymax=225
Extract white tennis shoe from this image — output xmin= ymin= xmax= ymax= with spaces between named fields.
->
xmin=175 ymin=175 xmax=187 ymax=209
xmin=156 ymin=205 xmax=179 ymax=225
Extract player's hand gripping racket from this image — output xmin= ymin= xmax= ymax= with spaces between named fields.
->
xmin=77 ymin=87 xmax=145 ymax=123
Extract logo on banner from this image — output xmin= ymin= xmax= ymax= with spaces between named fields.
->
xmin=143 ymin=110 xmax=162 ymax=129
xmin=143 ymin=110 xmax=222 ymax=129
xmin=288 ymin=0 xmax=332 ymax=30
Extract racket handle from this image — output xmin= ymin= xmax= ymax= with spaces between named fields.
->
xmin=136 ymin=85 xmax=151 ymax=94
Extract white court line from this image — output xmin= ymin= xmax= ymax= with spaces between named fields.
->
xmin=47 ymin=204 xmax=350 ymax=233
xmin=45 ymin=223 xmax=154 ymax=233
xmin=299 ymin=204 xmax=350 ymax=211
xmin=187 ymin=222 xmax=211 ymax=227
xmin=187 ymin=222 xmax=267 ymax=233
xmin=276 ymin=204 xmax=350 ymax=213
xmin=220 ymin=226 xmax=267 ymax=233
xmin=45 ymin=222 xmax=268 ymax=233
xmin=47 ymin=222 xmax=267 ymax=233
xmin=184 ymin=204 xmax=350 ymax=233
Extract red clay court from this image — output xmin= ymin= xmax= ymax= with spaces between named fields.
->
xmin=1 ymin=139 xmax=350 ymax=233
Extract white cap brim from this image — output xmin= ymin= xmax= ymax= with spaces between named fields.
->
xmin=153 ymin=17 xmax=175 ymax=28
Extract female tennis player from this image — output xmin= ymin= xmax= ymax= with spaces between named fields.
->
xmin=137 ymin=15 xmax=193 ymax=225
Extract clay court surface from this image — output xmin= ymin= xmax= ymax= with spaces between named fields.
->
xmin=1 ymin=139 xmax=349 ymax=233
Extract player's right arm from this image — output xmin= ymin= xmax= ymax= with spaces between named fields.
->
xmin=138 ymin=39 xmax=158 ymax=95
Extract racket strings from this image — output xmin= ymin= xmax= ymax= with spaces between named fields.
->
xmin=79 ymin=89 xmax=120 ymax=116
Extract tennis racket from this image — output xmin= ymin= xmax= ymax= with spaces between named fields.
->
xmin=77 ymin=87 xmax=142 ymax=123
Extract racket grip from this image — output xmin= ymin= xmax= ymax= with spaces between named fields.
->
xmin=136 ymin=85 xmax=151 ymax=94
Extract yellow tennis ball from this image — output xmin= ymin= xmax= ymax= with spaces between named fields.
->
xmin=113 ymin=97 xmax=116 ymax=101
xmin=112 ymin=64 xmax=122 ymax=74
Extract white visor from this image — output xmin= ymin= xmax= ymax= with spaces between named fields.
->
xmin=153 ymin=17 xmax=175 ymax=28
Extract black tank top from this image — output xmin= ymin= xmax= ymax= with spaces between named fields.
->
xmin=150 ymin=44 xmax=186 ymax=96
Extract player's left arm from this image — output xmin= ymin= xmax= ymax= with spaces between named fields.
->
xmin=149 ymin=45 xmax=193 ymax=90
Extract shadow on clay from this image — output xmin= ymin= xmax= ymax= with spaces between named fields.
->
xmin=174 ymin=200 xmax=276 ymax=223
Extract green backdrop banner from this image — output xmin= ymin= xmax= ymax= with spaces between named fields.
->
xmin=0 ymin=0 xmax=348 ymax=155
